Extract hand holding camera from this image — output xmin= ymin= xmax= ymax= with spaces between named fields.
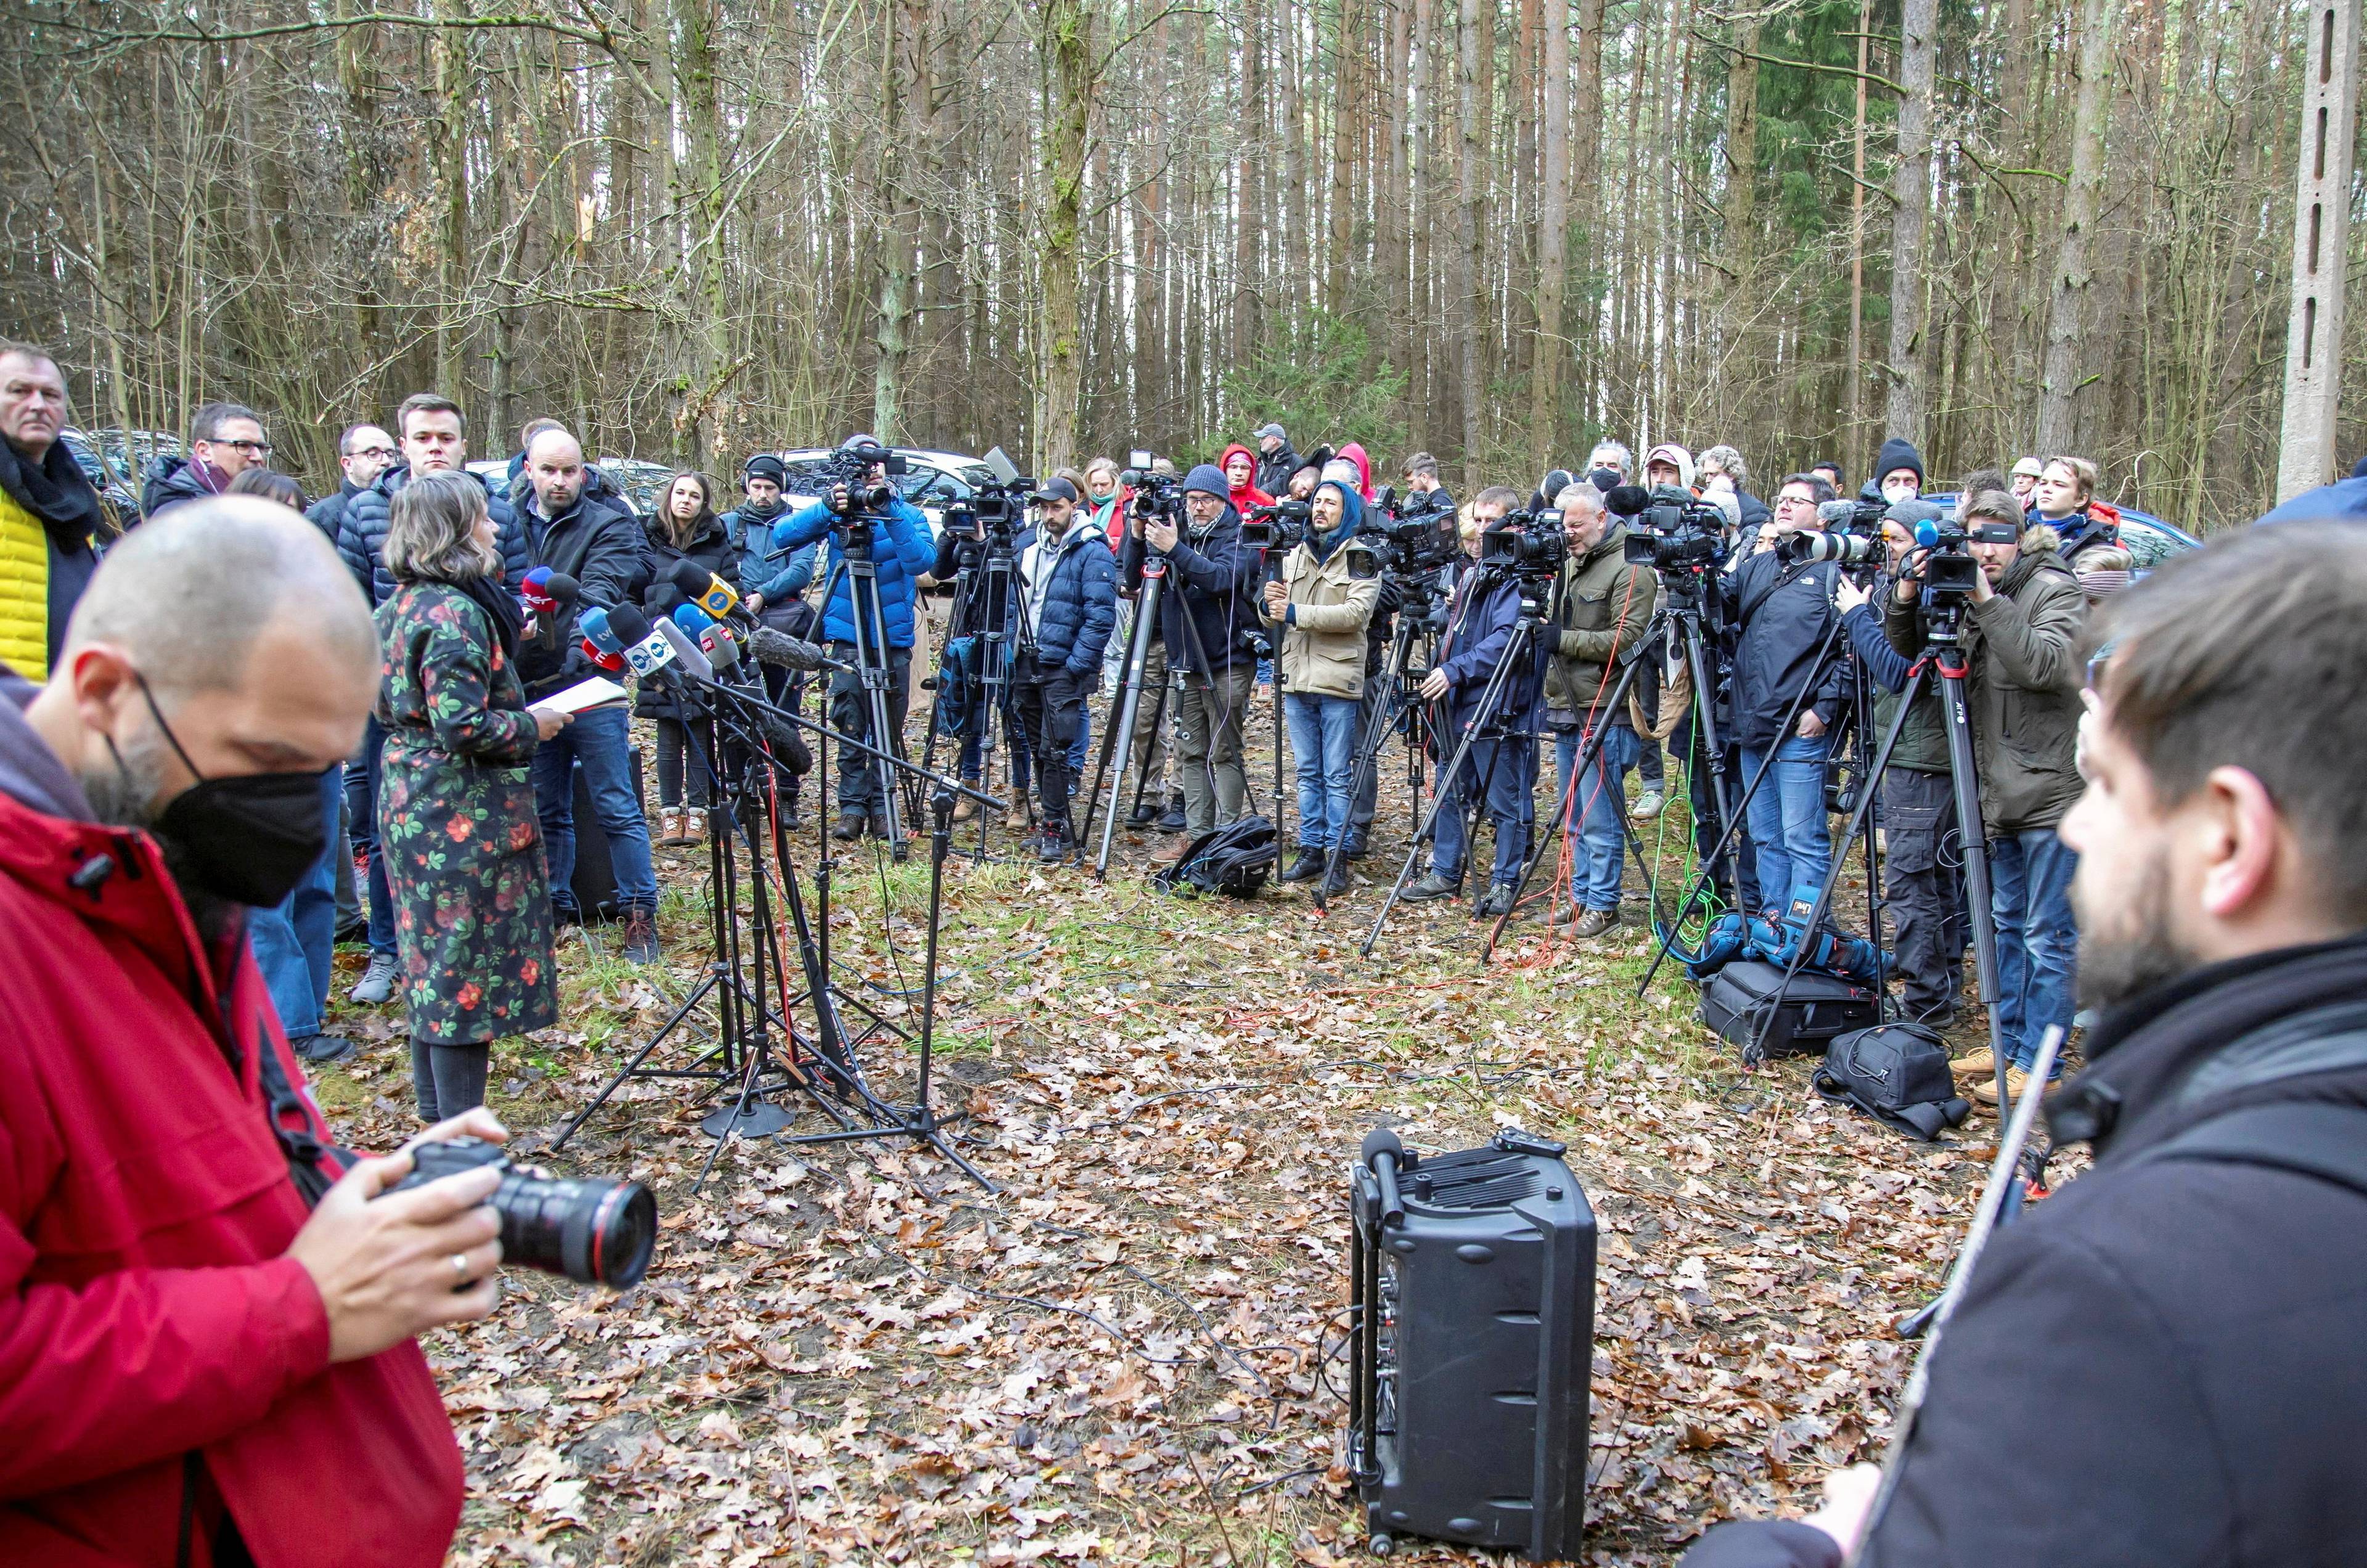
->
xmin=1261 ymin=579 xmax=1288 ymax=618
xmin=1146 ymin=516 xmax=1179 ymax=553
xmin=285 ymin=1108 xmax=512 ymax=1364
xmin=1834 ymin=574 xmax=1871 ymax=615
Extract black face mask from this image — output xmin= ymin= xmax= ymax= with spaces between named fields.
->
xmin=126 ymin=676 xmax=333 ymax=909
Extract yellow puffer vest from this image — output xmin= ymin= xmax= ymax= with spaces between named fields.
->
xmin=0 ymin=484 xmax=53 ymax=682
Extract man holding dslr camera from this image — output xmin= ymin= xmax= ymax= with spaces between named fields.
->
xmin=1883 ymin=489 xmax=2085 ymax=1101
xmin=772 ymin=434 xmax=938 ymax=841
xmin=1688 ymin=521 xmax=2367 ymax=1568
xmin=0 ymin=500 xmax=513 ymax=1565
xmin=1010 ymin=476 xmax=1117 ymax=860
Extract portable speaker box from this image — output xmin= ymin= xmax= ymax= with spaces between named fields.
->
xmin=1699 ymin=958 xmax=1879 ymax=1057
xmin=567 ymin=746 xmax=647 ymax=921
xmin=1351 ymin=1132 xmax=1595 ymax=1561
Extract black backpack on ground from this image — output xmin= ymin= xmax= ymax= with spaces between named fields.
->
xmin=1814 ymin=1023 xmax=1971 ymax=1140
xmin=1153 ymin=814 xmax=1278 ymax=898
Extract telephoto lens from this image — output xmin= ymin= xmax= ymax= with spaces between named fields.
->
xmin=388 ymin=1137 xmax=658 ymax=1289
xmin=1784 ymin=529 xmax=1879 ymax=565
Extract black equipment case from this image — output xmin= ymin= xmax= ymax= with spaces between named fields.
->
xmin=1699 ymin=958 xmax=1879 ymax=1058
xmin=1349 ymin=1127 xmax=1595 ymax=1560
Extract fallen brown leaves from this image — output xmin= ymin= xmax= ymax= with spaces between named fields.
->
xmin=312 ymin=702 xmax=1995 ymax=1567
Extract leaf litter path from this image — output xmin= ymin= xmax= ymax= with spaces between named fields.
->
xmin=313 ymin=704 xmax=1998 ymax=1568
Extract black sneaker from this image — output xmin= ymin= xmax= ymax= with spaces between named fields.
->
xmin=1127 ymin=801 xmax=1159 ymax=828
xmin=1320 ymin=860 xmax=1353 ymax=899
xmin=1474 ymin=881 xmax=1519 ymax=918
xmin=1401 ymin=871 xmax=1461 ymax=903
xmin=1280 ymin=848 xmax=1325 ymax=883
xmin=296 ymin=1032 xmax=361 ymax=1066
xmin=1157 ymin=795 xmax=1188 ymax=833
xmin=1036 ymin=821 xmax=1075 ymax=862
xmin=1340 ymin=836 xmax=1370 ymax=860
xmin=623 ymin=908 xmax=662 ymax=964
xmin=832 ymin=811 xmax=866 ymax=841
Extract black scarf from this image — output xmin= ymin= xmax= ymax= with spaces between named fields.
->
xmin=0 ymin=436 xmax=104 ymax=546
xmin=455 ymin=571 xmax=525 ymax=663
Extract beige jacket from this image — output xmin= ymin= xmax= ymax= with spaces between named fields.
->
xmin=1261 ymin=535 xmax=1380 ymax=699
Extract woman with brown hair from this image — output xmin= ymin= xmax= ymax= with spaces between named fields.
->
xmin=377 ymin=468 xmax=571 ymax=1120
xmin=640 ymin=469 xmax=735 ymax=845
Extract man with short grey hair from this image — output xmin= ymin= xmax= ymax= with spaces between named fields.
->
xmin=306 ymin=421 xmax=398 ymax=547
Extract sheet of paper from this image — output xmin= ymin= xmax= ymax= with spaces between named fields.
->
xmin=539 ymin=675 xmax=632 ymax=716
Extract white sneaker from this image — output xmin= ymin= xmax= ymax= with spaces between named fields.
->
xmin=348 ymin=951 xmax=398 ymax=1005
xmin=1632 ymin=788 xmax=1667 ymax=820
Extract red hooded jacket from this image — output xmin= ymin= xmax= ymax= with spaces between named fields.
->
xmin=1335 ymin=442 xmax=1376 ymax=502
xmin=0 ymin=680 xmax=463 ymax=1566
xmin=1219 ymin=444 xmax=1274 ymax=516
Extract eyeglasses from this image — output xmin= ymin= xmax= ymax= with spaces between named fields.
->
xmin=212 ymin=438 xmax=271 ymax=456
xmin=350 ymin=446 xmax=398 ymax=462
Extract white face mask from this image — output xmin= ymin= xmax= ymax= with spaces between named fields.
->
xmin=1882 ymin=480 xmax=1919 ymax=504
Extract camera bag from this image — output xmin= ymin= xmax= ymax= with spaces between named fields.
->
xmin=1154 ymin=813 xmax=1278 ymax=898
xmin=1698 ymin=959 xmax=1879 ymax=1058
xmin=1813 ymin=1023 xmax=1970 ymax=1140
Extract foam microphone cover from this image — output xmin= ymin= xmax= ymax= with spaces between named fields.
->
xmin=607 ymin=602 xmax=653 ymax=646
xmin=1605 ymin=484 xmax=1651 ymax=518
xmin=644 ymin=583 xmax=685 ymax=618
xmin=672 ymin=603 xmax=717 ymax=637
xmin=746 ymin=626 xmax=830 ymax=672
xmin=702 ymin=624 xmax=742 ymax=669
xmin=578 ymin=606 xmax=621 ymax=653
xmin=669 ymin=560 xmax=720 ymax=597
xmin=542 ymin=572 xmax=581 ymax=604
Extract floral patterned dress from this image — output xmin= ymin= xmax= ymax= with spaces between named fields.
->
xmin=375 ymin=581 xmax=558 ymax=1046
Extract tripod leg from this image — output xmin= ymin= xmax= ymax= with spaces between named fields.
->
xmin=1484 ymin=645 xmax=1647 ymax=955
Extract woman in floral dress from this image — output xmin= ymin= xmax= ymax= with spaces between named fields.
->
xmin=376 ymin=470 xmax=573 ymax=1119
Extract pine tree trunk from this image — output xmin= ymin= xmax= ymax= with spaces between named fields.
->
xmin=1455 ymin=0 xmax=1487 ymax=481
xmin=1884 ymin=0 xmax=1936 ymax=444
xmin=1037 ymin=0 xmax=1094 ymax=474
xmin=2036 ymin=0 xmax=2114 ymax=455
xmin=1528 ymin=0 xmax=1571 ymax=471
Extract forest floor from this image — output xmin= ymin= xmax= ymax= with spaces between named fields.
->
xmin=309 ymin=688 xmax=2016 ymax=1568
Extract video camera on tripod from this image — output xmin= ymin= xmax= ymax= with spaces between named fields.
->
xmin=815 ymin=438 xmax=912 ymax=552
xmin=1908 ymin=515 xmax=1982 ymax=632
xmin=1120 ymin=449 xmax=1181 ymax=528
xmin=1614 ymin=483 xmax=1726 ymax=574
xmin=1478 ymin=504 xmax=1569 ymax=576
xmin=1240 ymin=497 xmax=1312 ymax=555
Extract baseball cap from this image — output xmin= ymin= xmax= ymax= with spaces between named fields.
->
xmin=1029 ymin=476 xmax=1081 ymax=504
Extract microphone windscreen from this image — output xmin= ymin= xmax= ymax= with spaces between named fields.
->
xmin=542 ymin=572 xmax=580 ymax=604
xmin=672 ymin=603 xmax=717 ymax=637
xmin=644 ymin=583 xmax=685 ymax=618
xmin=668 ymin=559 xmax=714 ymax=595
xmin=746 ymin=625 xmax=828 ymax=672
xmin=703 ymin=626 xmax=742 ymax=669
xmin=607 ymin=602 xmax=653 ymax=646
xmin=523 ymin=566 xmax=552 ymax=590
xmin=1605 ymin=484 xmax=1651 ymax=518
xmin=578 ymin=606 xmax=619 ymax=653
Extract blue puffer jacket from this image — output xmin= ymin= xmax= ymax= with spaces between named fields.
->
xmin=769 ymin=498 xmax=936 ymax=648
xmin=336 ymin=466 xmax=529 ymax=608
xmin=724 ymin=501 xmax=819 ymax=603
xmin=1020 ymin=518 xmax=1119 ymax=677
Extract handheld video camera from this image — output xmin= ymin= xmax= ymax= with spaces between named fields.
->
xmin=1364 ymin=484 xmax=1460 ymax=578
xmin=1911 ymin=516 xmax=1981 ymax=633
xmin=1241 ymin=498 xmax=1313 ymax=555
xmin=1480 ymin=505 xmax=1569 ymax=576
xmin=1121 ymin=449 xmax=1181 ymax=529
xmin=1616 ymin=484 xmax=1725 ymax=573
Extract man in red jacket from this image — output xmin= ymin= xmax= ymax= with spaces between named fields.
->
xmin=0 ymin=497 xmax=513 ymax=1567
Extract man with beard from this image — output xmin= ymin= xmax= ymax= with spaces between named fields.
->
xmin=1684 ymin=521 xmax=2367 ymax=1567
xmin=0 ymin=498 xmax=518 ymax=1565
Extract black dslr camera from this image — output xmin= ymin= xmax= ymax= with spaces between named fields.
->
xmin=386 ymin=1137 xmax=658 ymax=1289
xmin=1121 ymin=449 xmax=1182 ymax=528
xmin=1818 ymin=496 xmax=1891 ymax=536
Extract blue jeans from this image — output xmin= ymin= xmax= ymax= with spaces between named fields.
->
xmin=355 ymin=716 xmax=397 ymax=958
xmin=1285 ymin=691 xmax=1361 ymax=849
xmin=531 ymin=704 xmax=658 ymax=915
xmin=1553 ymin=722 xmax=1641 ymax=912
xmin=1989 ymin=828 xmax=2079 ymax=1074
xmin=249 ymin=764 xmax=344 ymax=1039
xmin=1432 ymin=729 xmax=1534 ymax=887
xmin=1737 ymin=734 xmax=1831 ymax=913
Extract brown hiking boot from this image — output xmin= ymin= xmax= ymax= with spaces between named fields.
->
xmin=1151 ymin=833 xmax=1192 ymax=865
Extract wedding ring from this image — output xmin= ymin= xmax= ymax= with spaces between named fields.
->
xmin=450 ymin=1252 xmax=470 ymax=1280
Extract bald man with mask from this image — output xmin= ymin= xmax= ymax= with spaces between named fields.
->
xmin=0 ymin=499 xmax=514 ymax=1565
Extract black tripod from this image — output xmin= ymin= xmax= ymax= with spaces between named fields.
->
xmin=920 ymin=526 xmax=1020 ymax=859
xmin=1081 ymin=555 xmax=1169 ymax=875
xmin=1312 ymin=582 xmax=1437 ymax=913
xmin=1736 ymin=624 xmax=2008 ymax=1102
xmin=1362 ymin=567 xmax=1552 ymax=956
xmin=1478 ymin=608 xmax=1698 ymax=957
xmin=818 ymin=519 xmax=914 ymax=862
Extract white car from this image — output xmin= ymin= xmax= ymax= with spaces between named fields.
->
xmin=773 ymin=446 xmax=999 ymax=544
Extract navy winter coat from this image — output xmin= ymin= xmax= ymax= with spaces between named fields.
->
xmin=513 ymin=488 xmax=643 ymax=700
xmin=336 ymin=467 xmax=529 ymax=609
xmin=769 ymin=498 xmax=936 ymax=649
xmin=139 ymin=455 xmax=226 ymax=521
xmin=1019 ymin=521 xmax=1119 ymax=677
xmin=1118 ymin=505 xmax=1257 ymax=674
xmin=303 ymin=480 xmax=365 ymax=549
xmin=1722 ymin=549 xmax=1852 ymax=751
xmin=1683 ymin=933 xmax=2367 ymax=1568
xmin=1434 ymin=566 xmax=1545 ymax=732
